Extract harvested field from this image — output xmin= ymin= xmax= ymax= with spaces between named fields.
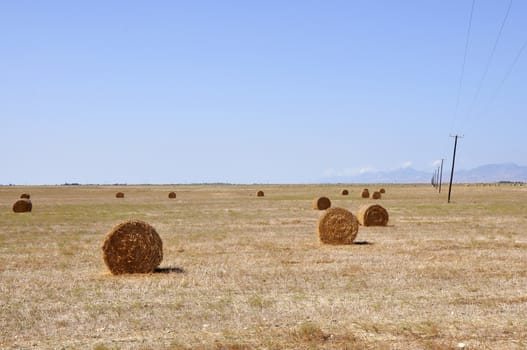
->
xmin=0 ymin=184 xmax=526 ymax=349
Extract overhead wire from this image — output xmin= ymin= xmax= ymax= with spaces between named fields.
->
xmin=465 ymin=0 xmax=513 ymax=122
xmin=488 ymin=35 xmax=527 ymax=105
xmin=451 ymin=0 xmax=476 ymax=133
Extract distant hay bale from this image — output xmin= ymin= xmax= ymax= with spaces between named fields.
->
xmin=13 ymin=199 xmax=32 ymax=213
xmin=379 ymin=188 xmax=386 ymax=194
xmin=372 ymin=191 xmax=382 ymax=199
xmin=115 ymin=192 xmax=125 ymax=198
xmin=20 ymin=193 xmax=30 ymax=199
xmin=313 ymin=196 xmax=331 ymax=210
xmin=357 ymin=204 xmax=389 ymax=226
xmin=102 ymin=220 xmax=163 ymax=275
xmin=341 ymin=189 xmax=349 ymax=196
xmin=168 ymin=191 xmax=176 ymax=199
xmin=257 ymin=190 xmax=264 ymax=197
xmin=361 ymin=189 xmax=370 ymax=198
xmin=317 ymin=207 xmax=359 ymax=245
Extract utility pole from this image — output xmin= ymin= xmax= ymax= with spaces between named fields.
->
xmin=448 ymin=135 xmax=463 ymax=203
xmin=438 ymin=158 xmax=444 ymax=193
xmin=437 ymin=167 xmax=441 ymax=191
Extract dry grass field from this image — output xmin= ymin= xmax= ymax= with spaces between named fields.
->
xmin=1 ymin=184 xmax=526 ymax=349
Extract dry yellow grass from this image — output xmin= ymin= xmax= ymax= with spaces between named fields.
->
xmin=0 ymin=184 xmax=526 ymax=349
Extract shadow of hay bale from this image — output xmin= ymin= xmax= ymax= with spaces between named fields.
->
xmin=154 ymin=267 xmax=185 ymax=274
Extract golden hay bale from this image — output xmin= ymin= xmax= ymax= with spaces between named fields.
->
xmin=257 ymin=190 xmax=264 ymax=197
xmin=313 ymin=196 xmax=331 ymax=210
xmin=379 ymin=188 xmax=386 ymax=194
xmin=13 ymin=199 xmax=32 ymax=213
xmin=341 ymin=189 xmax=349 ymax=196
xmin=372 ymin=191 xmax=382 ymax=199
xmin=102 ymin=220 xmax=163 ymax=275
xmin=357 ymin=204 xmax=389 ymax=226
xmin=20 ymin=193 xmax=30 ymax=199
xmin=361 ymin=189 xmax=370 ymax=198
xmin=115 ymin=192 xmax=125 ymax=198
xmin=317 ymin=207 xmax=359 ymax=245
xmin=168 ymin=191 xmax=177 ymax=199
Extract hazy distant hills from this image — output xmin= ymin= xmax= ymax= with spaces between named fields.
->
xmin=320 ymin=163 xmax=527 ymax=184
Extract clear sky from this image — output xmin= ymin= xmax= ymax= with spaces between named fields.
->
xmin=1 ymin=1 xmax=526 ymax=184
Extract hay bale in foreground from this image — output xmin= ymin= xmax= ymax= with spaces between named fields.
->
xmin=317 ymin=207 xmax=359 ymax=245
xmin=257 ymin=190 xmax=264 ymax=197
xmin=361 ymin=189 xmax=370 ymax=198
xmin=313 ymin=196 xmax=331 ymax=210
xmin=102 ymin=220 xmax=163 ymax=275
xmin=341 ymin=189 xmax=349 ymax=196
xmin=168 ymin=191 xmax=176 ymax=199
xmin=357 ymin=204 xmax=389 ymax=226
xmin=372 ymin=191 xmax=382 ymax=199
xmin=379 ymin=188 xmax=386 ymax=194
xmin=20 ymin=193 xmax=30 ymax=199
xmin=13 ymin=199 xmax=32 ymax=213
xmin=115 ymin=192 xmax=125 ymax=198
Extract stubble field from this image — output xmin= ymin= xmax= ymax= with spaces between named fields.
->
xmin=0 ymin=184 xmax=526 ymax=349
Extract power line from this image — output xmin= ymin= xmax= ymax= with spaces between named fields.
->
xmin=452 ymin=0 xmax=476 ymax=130
xmin=466 ymin=0 xmax=513 ymax=119
xmin=489 ymin=35 xmax=527 ymax=105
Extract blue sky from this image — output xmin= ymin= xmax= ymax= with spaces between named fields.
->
xmin=1 ymin=1 xmax=526 ymax=184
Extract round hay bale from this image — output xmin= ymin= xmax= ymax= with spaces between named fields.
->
xmin=317 ymin=207 xmax=359 ymax=245
xmin=357 ymin=204 xmax=389 ymax=226
xmin=379 ymin=188 xmax=386 ymax=194
xmin=313 ymin=196 xmax=331 ymax=210
xmin=102 ymin=220 xmax=163 ymax=275
xmin=372 ymin=191 xmax=382 ymax=199
xmin=168 ymin=191 xmax=176 ymax=199
xmin=13 ymin=199 xmax=32 ymax=213
xmin=115 ymin=192 xmax=125 ymax=198
xmin=20 ymin=193 xmax=30 ymax=199
xmin=341 ymin=189 xmax=349 ymax=196
xmin=361 ymin=189 xmax=370 ymax=198
xmin=256 ymin=190 xmax=264 ymax=197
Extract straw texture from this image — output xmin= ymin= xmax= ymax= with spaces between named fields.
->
xmin=13 ymin=199 xmax=32 ymax=213
xmin=317 ymin=207 xmax=359 ymax=245
xmin=357 ymin=204 xmax=389 ymax=226
xmin=102 ymin=220 xmax=163 ymax=275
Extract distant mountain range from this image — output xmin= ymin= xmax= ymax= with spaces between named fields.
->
xmin=319 ymin=163 xmax=527 ymax=184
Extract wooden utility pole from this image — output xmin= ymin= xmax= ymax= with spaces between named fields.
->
xmin=448 ymin=135 xmax=463 ymax=203
xmin=438 ymin=158 xmax=444 ymax=193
